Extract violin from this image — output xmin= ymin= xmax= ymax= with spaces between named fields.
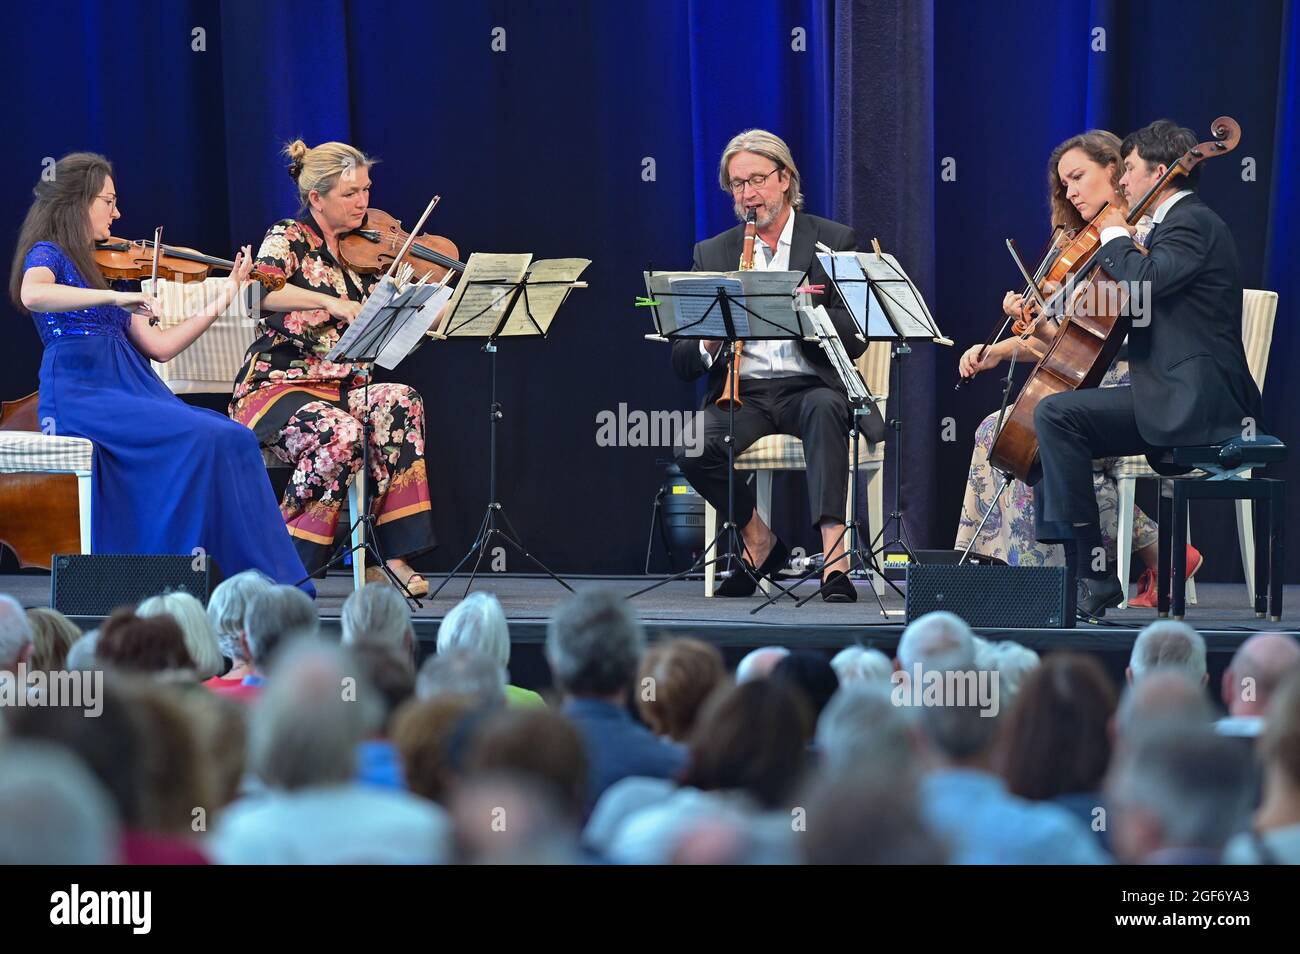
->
xmin=94 ymin=239 xmax=285 ymax=291
xmin=338 ymin=208 xmax=465 ymax=284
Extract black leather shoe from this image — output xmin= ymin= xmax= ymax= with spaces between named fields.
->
xmin=715 ymin=538 xmax=789 ymax=598
xmin=820 ymin=569 xmax=858 ymax=603
xmin=1076 ymin=574 xmax=1124 ymax=619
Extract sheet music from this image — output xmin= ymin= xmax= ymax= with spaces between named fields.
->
xmin=668 ymin=274 xmax=748 ymax=337
xmin=496 ymin=258 xmax=591 ymax=336
xmin=855 ymin=252 xmax=942 ymax=340
xmin=442 ymin=252 xmax=533 ymax=337
xmin=802 ymin=305 xmax=870 ymax=404
xmin=329 ymin=278 xmax=398 ymax=361
xmin=816 ymin=252 xmax=870 ymax=336
xmin=374 ymin=283 xmax=453 ymax=369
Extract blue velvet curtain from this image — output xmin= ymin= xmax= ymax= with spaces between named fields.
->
xmin=2 ymin=0 xmax=1295 ymax=580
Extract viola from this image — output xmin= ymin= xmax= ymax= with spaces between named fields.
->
xmin=338 ymin=207 xmax=465 ymax=284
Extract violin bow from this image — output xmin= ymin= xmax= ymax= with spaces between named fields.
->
xmin=383 ymin=195 xmax=441 ymax=286
xmin=148 ymin=226 xmax=163 ymax=326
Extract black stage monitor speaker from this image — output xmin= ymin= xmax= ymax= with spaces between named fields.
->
xmin=51 ymin=554 xmax=221 ymax=617
xmin=905 ymin=564 xmax=1074 ymax=628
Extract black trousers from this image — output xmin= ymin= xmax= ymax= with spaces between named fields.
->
xmin=676 ymin=375 xmax=850 ymax=531
xmin=1032 ymin=385 xmax=1153 ymax=543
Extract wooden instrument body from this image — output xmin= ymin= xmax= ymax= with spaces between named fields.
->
xmin=0 ymin=392 xmax=81 ymax=569
xmin=339 ymin=208 xmax=462 ymax=284
xmin=988 ymin=271 xmax=1130 ymax=483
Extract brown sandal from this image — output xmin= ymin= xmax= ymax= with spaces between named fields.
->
xmin=365 ymin=564 xmax=430 ymax=597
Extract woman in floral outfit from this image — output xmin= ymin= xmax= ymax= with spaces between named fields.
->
xmin=230 ymin=139 xmax=435 ymax=594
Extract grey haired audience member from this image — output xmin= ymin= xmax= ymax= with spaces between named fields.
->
xmin=545 ymin=588 xmax=643 ymax=697
xmin=0 ymin=741 xmax=118 ymax=865
xmin=1225 ymin=668 xmax=1300 ymax=864
xmin=1114 ymin=667 xmax=1214 ymax=743
xmin=207 ymin=569 xmax=274 ymax=669
xmin=1106 ymin=720 xmax=1254 ymax=864
xmin=1128 ymin=620 xmax=1207 ymax=684
xmin=829 ymin=646 xmax=894 ymax=687
xmin=417 ymin=646 xmax=506 ymax=709
xmin=986 ymin=641 xmax=1041 ymax=711
xmin=64 ymin=630 xmax=98 ymax=672
xmin=0 ymin=593 xmax=34 ymax=674
xmin=896 ymin=611 xmax=977 ymax=674
xmin=437 ymin=591 xmax=510 ymax=667
xmin=734 ymin=646 xmax=789 ymax=684
xmin=815 ymin=683 xmax=917 ymax=779
xmin=212 ymin=643 xmax=450 ymax=864
xmin=242 ymin=585 xmax=319 ymax=675
xmin=342 ymin=583 xmax=415 ymax=659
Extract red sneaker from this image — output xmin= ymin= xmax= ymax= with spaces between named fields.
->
xmin=1128 ymin=567 xmax=1158 ymax=608
xmin=1185 ymin=544 xmax=1203 ymax=580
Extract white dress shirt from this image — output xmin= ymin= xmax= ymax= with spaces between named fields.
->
xmin=1100 ymin=188 xmax=1192 ymax=247
xmin=700 ymin=208 xmax=821 ymax=380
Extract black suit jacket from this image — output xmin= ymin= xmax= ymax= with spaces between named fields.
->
xmin=670 ymin=211 xmax=885 ymax=440
xmin=1096 ymin=193 xmax=1261 ymax=453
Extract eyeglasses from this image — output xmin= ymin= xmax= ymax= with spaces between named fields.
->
xmin=96 ymin=194 xmax=118 ymax=211
xmin=728 ymin=167 xmax=783 ymax=193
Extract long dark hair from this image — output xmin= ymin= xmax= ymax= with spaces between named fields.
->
xmin=1046 ymin=130 xmax=1123 ymax=232
xmin=9 ymin=152 xmax=113 ymax=310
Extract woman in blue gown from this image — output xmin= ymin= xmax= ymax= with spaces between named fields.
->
xmin=8 ymin=152 xmax=313 ymax=595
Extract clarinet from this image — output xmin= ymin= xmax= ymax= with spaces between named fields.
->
xmin=716 ymin=208 xmax=758 ymax=409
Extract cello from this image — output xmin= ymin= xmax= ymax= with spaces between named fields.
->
xmin=986 ymin=116 xmax=1241 ymax=483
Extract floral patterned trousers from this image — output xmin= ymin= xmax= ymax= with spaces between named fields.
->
xmin=266 ymin=382 xmax=436 ymax=574
xmin=954 ymin=363 xmax=1159 ymax=568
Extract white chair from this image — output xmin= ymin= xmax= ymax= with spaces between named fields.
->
xmin=703 ymin=342 xmax=891 ymax=596
xmin=145 ymin=278 xmax=366 ymax=590
xmin=1114 ymin=288 xmax=1278 ymax=607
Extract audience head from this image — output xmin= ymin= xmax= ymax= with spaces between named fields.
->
xmin=138 ymin=591 xmax=224 ymax=680
xmin=1129 ymin=620 xmax=1207 ymax=684
xmin=829 ymin=646 xmax=893 ymax=688
xmin=735 ymin=646 xmax=789 ymax=684
xmin=998 ymin=652 xmax=1117 ymax=801
xmin=545 ymin=589 xmax=643 ymax=700
xmin=680 ymin=679 xmax=810 ymax=809
xmin=242 ymin=585 xmax=318 ymax=675
xmin=96 ymin=608 xmax=195 ymax=678
xmin=451 ymin=772 xmax=578 ymax=864
xmin=25 ymin=607 xmax=81 ymax=672
xmin=417 ymin=646 xmax=506 ymax=709
xmin=349 ymin=642 xmax=416 ymax=736
xmin=1259 ymin=669 xmax=1300 ymax=794
xmin=635 ymin=637 xmax=727 ymax=741
xmin=1106 ymin=721 xmax=1253 ymax=863
xmin=771 ymin=650 xmax=839 ymax=727
xmin=0 ymin=594 xmax=34 ymax=672
xmin=394 ymin=696 xmax=478 ymax=805
xmin=65 ymin=630 xmax=98 ymax=672
xmin=465 ymin=707 xmax=588 ymax=820
xmin=1115 ymin=667 xmax=1213 ymax=743
xmin=0 ymin=741 xmax=118 ymax=864
xmin=985 ymin=640 xmax=1040 ymax=712
xmin=897 ymin=611 xmax=977 ymax=673
xmin=1222 ymin=633 xmax=1300 ymax=718
xmin=801 ymin=768 xmax=947 ymax=865
xmin=342 ymin=583 xmax=415 ymax=659
xmin=437 ymin=592 xmax=510 ymax=669
xmin=815 ymin=683 xmax=917 ymax=779
xmin=206 ymin=570 xmax=274 ymax=666
xmin=248 ymin=643 xmax=382 ymax=791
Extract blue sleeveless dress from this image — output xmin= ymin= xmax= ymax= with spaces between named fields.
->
xmin=24 ymin=241 xmax=314 ymax=595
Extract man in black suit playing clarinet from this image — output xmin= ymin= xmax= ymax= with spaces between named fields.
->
xmin=1033 ymin=119 xmax=1262 ymax=617
xmin=672 ymin=129 xmax=884 ymax=602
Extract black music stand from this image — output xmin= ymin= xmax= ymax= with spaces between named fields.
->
xmin=629 ymin=270 xmax=807 ymax=601
xmin=296 ymin=279 xmax=442 ymax=606
xmin=429 ymin=258 xmax=588 ymax=600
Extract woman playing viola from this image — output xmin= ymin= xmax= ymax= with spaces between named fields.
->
xmin=229 ymin=140 xmax=435 ymax=595
xmin=953 ymin=130 xmax=1200 ymax=606
xmin=9 ymin=152 xmax=312 ymax=591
